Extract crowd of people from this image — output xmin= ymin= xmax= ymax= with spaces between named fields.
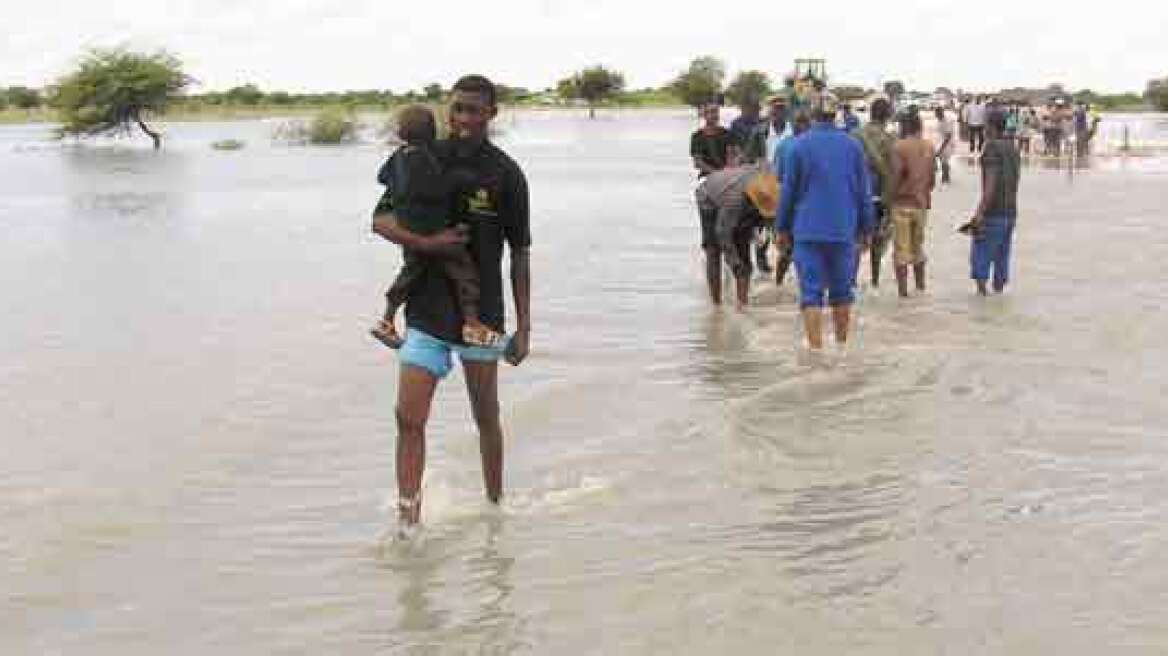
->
xmin=363 ymin=73 xmax=1026 ymax=532
xmin=957 ymin=95 xmax=1101 ymax=158
xmin=691 ymin=89 xmax=1022 ymax=349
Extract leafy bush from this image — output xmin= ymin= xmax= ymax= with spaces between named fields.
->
xmin=307 ymin=107 xmax=357 ymax=144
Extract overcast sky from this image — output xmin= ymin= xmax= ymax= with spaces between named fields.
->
xmin=4 ymin=0 xmax=1164 ymax=94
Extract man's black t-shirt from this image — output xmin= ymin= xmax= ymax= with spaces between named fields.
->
xmin=690 ymin=126 xmax=733 ymax=176
xmin=373 ymin=138 xmax=530 ymax=344
xmin=979 ymin=138 xmax=1021 ymax=216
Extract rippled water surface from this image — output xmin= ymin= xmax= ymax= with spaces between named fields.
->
xmin=3 ymin=112 xmax=1167 ymax=654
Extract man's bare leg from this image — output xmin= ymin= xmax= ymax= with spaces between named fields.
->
xmin=705 ymin=248 xmax=722 ymax=305
xmin=734 ymin=275 xmax=749 ymax=311
xmin=775 ymin=250 xmax=792 ymax=286
xmin=462 ymin=360 xmax=503 ymax=504
xmin=802 ymin=307 xmax=825 ymax=350
xmin=395 ymin=365 xmax=440 ymax=525
xmin=830 ymin=303 xmax=851 ymax=343
xmin=895 ymin=265 xmax=910 ymax=297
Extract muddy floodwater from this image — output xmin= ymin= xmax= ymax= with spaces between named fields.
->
xmin=3 ymin=111 xmax=1167 ymax=654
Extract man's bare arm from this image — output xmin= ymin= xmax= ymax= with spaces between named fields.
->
xmin=693 ymin=157 xmax=717 ymax=176
xmin=371 ymin=213 xmax=466 ymax=254
xmin=505 ymin=247 xmax=531 ymax=365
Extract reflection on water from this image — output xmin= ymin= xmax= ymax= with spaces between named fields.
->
xmin=374 ymin=515 xmax=525 ymax=654
xmin=70 ymin=191 xmax=177 ymax=217
xmin=2 ymin=113 xmax=1167 ymax=654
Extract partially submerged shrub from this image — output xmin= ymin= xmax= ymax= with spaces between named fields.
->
xmin=271 ymin=108 xmax=360 ymax=145
xmin=211 ymin=138 xmax=245 ymax=150
xmin=308 ymin=107 xmax=356 ymax=144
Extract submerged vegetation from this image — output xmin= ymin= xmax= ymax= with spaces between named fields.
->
xmin=210 ymin=138 xmax=245 ymax=150
xmin=307 ymin=107 xmax=357 ymax=144
xmin=272 ymin=107 xmax=359 ymax=145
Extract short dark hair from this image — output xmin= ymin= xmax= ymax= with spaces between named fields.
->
xmin=986 ymin=109 xmax=1008 ymax=133
xmin=396 ymin=104 xmax=436 ymax=144
xmin=900 ymin=112 xmax=922 ymax=136
xmin=792 ymin=110 xmax=812 ymax=134
xmin=451 ymin=74 xmax=497 ymax=106
xmin=870 ymin=98 xmax=892 ymax=122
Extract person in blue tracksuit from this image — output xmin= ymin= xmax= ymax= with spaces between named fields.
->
xmin=776 ymin=93 xmax=874 ymax=349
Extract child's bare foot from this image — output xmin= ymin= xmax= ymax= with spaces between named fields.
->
xmin=462 ymin=319 xmax=502 ymax=347
xmin=370 ymin=318 xmax=404 ymax=349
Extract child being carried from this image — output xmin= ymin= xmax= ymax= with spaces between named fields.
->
xmin=370 ymin=104 xmax=502 ymax=350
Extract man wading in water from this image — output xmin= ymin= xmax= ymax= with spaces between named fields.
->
xmin=889 ymin=109 xmax=936 ymax=297
xmin=691 ymin=103 xmax=737 ymax=304
xmin=694 ymin=165 xmax=778 ymax=310
xmin=851 ymin=97 xmax=895 ymax=289
xmin=372 ymin=75 xmax=531 ymax=532
xmin=729 ymin=97 xmax=774 ymax=274
xmin=967 ymin=110 xmax=1021 ymax=295
xmin=777 ymin=93 xmax=873 ymax=349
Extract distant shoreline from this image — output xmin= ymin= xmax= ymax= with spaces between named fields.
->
xmin=3 ymin=102 xmax=1160 ymax=127
xmin=0 ymin=101 xmax=697 ymax=126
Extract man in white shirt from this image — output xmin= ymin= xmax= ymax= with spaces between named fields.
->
xmin=760 ymin=94 xmax=791 ymax=173
xmin=964 ymin=95 xmax=987 ymax=153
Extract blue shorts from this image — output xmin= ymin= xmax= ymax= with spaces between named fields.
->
xmin=399 ymin=328 xmax=508 ymax=379
xmin=793 ymin=241 xmax=857 ymax=308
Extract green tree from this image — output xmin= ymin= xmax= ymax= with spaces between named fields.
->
xmin=557 ymin=66 xmax=626 ymax=118
xmin=267 ymin=90 xmax=293 ymax=105
xmin=1145 ymin=77 xmax=1168 ymax=111
xmin=340 ymin=89 xmax=387 ymax=107
xmin=497 ymin=84 xmax=531 ymax=104
xmin=1073 ymin=88 xmax=1099 ymax=104
xmin=670 ymin=56 xmax=726 ymax=108
xmin=224 ymin=83 xmax=264 ymax=106
xmin=555 ymin=77 xmax=576 ymax=99
xmin=423 ymin=83 xmax=444 ymax=102
xmin=50 ymin=48 xmax=190 ymax=149
xmin=5 ymin=86 xmax=43 ymax=109
xmin=725 ymin=70 xmax=771 ymax=106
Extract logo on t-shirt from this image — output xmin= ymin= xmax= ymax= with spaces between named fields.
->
xmin=466 ymin=187 xmax=498 ymax=220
